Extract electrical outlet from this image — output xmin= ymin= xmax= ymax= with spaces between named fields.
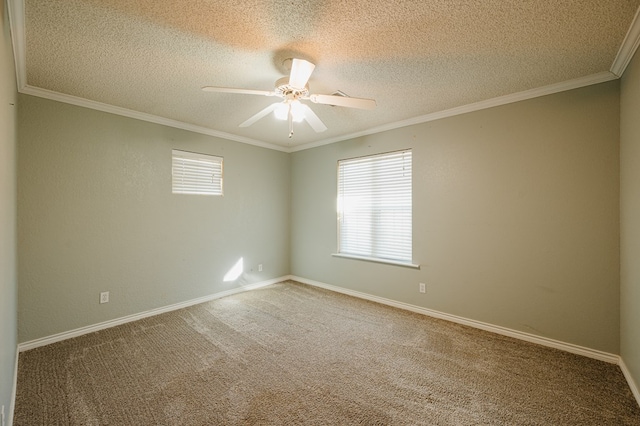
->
xmin=419 ymin=283 xmax=426 ymax=293
xmin=258 ymin=264 xmax=263 ymax=272
xmin=100 ymin=291 xmax=110 ymax=304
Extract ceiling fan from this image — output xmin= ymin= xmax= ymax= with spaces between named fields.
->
xmin=202 ymin=58 xmax=376 ymax=138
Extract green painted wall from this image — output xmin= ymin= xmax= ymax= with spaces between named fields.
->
xmin=621 ymin=48 xmax=640 ymax=393
xmin=17 ymin=95 xmax=291 ymax=342
xmin=0 ymin=0 xmax=17 ymax=421
xmin=291 ymin=81 xmax=621 ymax=353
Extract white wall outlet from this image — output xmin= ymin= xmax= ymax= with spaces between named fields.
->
xmin=100 ymin=291 xmax=110 ymax=304
xmin=258 ymin=264 xmax=263 ymax=272
xmin=419 ymin=283 xmax=426 ymax=293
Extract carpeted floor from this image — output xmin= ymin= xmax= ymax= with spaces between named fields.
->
xmin=14 ymin=280 xmax=640 ymax=425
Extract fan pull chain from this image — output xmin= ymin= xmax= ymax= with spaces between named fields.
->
xmin=288 ymin=103 xmax=294 ymax=138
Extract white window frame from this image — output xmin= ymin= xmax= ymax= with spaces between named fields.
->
xmin=334 ymin=149 xmax=418 ymax=268
xmin=172 ymin=150 xmax=223 ymax=196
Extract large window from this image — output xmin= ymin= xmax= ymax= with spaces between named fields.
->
xmin=337 ymin=149 xmax=413 ymax=266
xmin=172 ymin=150 xmax=223 ymax=195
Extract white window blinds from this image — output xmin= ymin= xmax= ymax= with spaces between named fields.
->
xmin=172 ymin=150 xmax=223 ymax=195
xmin=337 ymin=149 xmax=412 ymax=264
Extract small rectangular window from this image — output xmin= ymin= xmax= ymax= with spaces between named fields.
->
xmin=337 ymin=149 xmax=412 ymax=264
xmin=172 ymin=150 xmax=223 ymax=195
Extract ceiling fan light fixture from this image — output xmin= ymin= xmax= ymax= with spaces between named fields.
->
xmin=274 ymin=103 xmax=288 ymax=120
xmin=274 ymin=102 xmax=304 ymax=122
xmin=290 ymin=100 xmax=305 ymax=122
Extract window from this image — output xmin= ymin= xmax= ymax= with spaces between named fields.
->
xmin=172 ymin=150 xmax=223 ymax=195
xmin=337 ymin=149 xmax=413 ymax=266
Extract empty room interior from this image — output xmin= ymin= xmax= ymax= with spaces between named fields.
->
xmin=3 ymin=0 xmax=640 ymax=424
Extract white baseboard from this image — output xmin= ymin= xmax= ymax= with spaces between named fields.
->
xmin=289 ymin=275 xmax=640 ymax=407
xmin=17 ymin=276 xmax=288 ymax=352
xmin=8 ymin=346 xmax=18 ymax=426
xmin=290 ymin=275 xmax=620 ymax=365
xmin=12 ymin=275 xmax=640 ymax=411
xmin=619 ymin=358 xmax=640 ymax=407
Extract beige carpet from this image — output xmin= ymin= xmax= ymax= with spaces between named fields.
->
xmin=14 ymin=280 xmax=640 ymax=425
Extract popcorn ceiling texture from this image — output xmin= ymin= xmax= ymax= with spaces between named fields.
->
xmin=23 ymin=0 xmax=640 ymax=147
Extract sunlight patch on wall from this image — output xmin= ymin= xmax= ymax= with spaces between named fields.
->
xmin=223 ymin=257 xmax=243 ymax=282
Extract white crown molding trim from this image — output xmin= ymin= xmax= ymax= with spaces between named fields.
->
xmin=15 ymin=72 xmax=619 ymax=155
xmin=19 ymin=86 xmax=289 ymax=153
xmin=619 ymin=358 xmax=640 ymax=407
xmin=7 ymin=0 xmax=285 ymax=153
xmin=290 ymin=275 xmax=620 ymax=364
xmin=290 ymin=71 xmax=618 ymax=152
xmin=17 ymin=276 xmax=287 ymax=352
xmin=7 ymin=0 xmax=624 ymax=154
xmin=611 ymin=5 xmax=640 ymax=77
xmin=16 ymin=70 xmax=618 ymax=156
xmin=6 ymin=0 xmax=26 ymax=90
xmin=16 ymin=70 xmax=617 ymax=155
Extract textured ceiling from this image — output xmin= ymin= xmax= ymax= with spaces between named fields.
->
xmin=11 ymin=0 xmax=640 ymax=150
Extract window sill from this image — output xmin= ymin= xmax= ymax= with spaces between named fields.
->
xmin=331 ymin=253 xmax=420 ymax=269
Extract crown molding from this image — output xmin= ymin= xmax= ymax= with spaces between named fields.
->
xmin=7 ymin=0 xmax=285 ymax=152
xmin=7 ymin=0 xmax=628 ymax=154
xmin=20 ymin=86 xmax=288 ymax=152
xmin=290 ymin=71 xmax=617 ymax=152
xmin=16 ymin=69 xmax=618 ymax=155
xmin=611 ymin=5 xmax=640 ymax=77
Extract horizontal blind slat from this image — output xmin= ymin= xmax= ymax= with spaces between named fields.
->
xmin=172 ymin=150 xmax=223 ymax=196
xmin=337 ymin=150 xmax=412 ymax=263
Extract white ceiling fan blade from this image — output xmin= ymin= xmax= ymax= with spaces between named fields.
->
xmin=239 ymin=103 xmax=279 ymax=127
xmin=288 ymin=59 xmax=315 ymax=89
xmin=202 ymin=86 xmax=276 ymax=97
xmin=308 ymin=94 xmax=376 ymax=110
xmin=300 ymin=104 xmax=327 ymax=133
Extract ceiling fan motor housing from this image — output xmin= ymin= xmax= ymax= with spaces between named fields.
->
xmin=275 ymin=77 xmax=309 ymax=101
